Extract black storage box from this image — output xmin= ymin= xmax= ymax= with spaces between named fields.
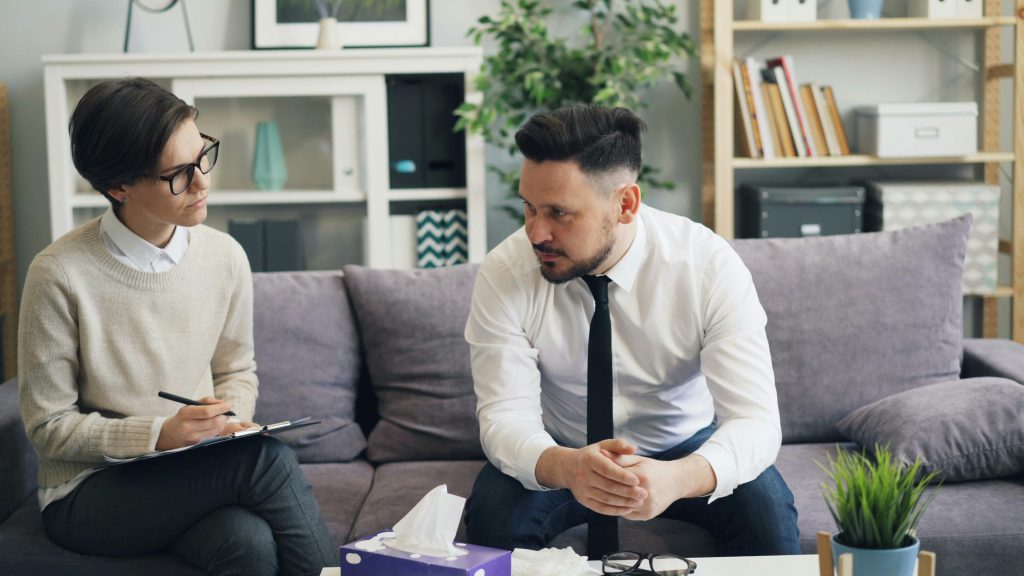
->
xmin=386 ymin=74 xmax=467 ymax=189
xmin=739 ymin=186 xmax=865 ymax=239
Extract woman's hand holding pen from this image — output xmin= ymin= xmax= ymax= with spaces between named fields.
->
xmin=156 ymin=396 xmax=238 ymax=450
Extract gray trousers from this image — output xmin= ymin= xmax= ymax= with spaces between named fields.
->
xmin=42 ymin=436 xmax=334 ymax=576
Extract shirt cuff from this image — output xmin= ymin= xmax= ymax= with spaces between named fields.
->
xmin=148 ymin=417 xmax=166 ymax=452
xmin=693 ymin=441 xmax=737 ymax=503
xmin=516 ymin=435 xmax=560 ymax=491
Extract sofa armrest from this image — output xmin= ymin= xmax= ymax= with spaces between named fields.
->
xmin=0 ymin=379 xmax=37 ymax=524
xmin=961 ymin=338 xmax=1024 ymax=384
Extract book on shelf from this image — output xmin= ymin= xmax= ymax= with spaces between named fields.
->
xmin=746 ymin=57 xmax=776 ymax=159
xmin=822 ymin=86 xmax=852 ymax=155
xmin=810 ymin=82 xmax=841 ymax=156
xmin=763 ymin=82 xmax=796 ymax=157
xmin=799 ymin=84 xmax=829 ymax=157
xmin=770 ymin=65 xmax=808 ymax=157
xmin=732 ymin=60 xmax=759 ymax=158
xmin=766 ymin=56 xmax=816 ymax=157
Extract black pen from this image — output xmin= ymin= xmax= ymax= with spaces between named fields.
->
xmin=158 ymin=391 xmax=236 ymax=417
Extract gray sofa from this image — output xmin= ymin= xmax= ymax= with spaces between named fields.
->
xmin=1 ymin=215 xmax=1022 ymax=575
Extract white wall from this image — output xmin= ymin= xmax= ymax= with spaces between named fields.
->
xmin=0 ymin=0 xmax=1012 ymax=336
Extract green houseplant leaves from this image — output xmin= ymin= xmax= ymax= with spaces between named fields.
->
xmin=455 ymin=0 xmax=696 ymax=221
xmin=820 ymin=444 xmax=941 ymax=550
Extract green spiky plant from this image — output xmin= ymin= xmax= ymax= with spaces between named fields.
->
xmin=454 ymin=0 xmax=696 ymax=221
xmin=820 ymin=445 xmax=941 ymax=550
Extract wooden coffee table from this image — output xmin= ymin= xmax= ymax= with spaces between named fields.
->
xmin=322 ymin=554 xmax=819 ymax=575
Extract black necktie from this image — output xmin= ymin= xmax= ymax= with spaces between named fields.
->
xmin=582 ymin=275 xmax=618 ymax=559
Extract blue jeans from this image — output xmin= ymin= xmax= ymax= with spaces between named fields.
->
xmin=42 ymin=436 xmax=334 ymax=576
xmin=465 ymin=425 xmax=800 ymax=557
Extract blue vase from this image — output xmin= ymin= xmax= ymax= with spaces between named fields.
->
xmin=252 ymin=121 xmax=288 ymax=190
xmin=831 ymin=533 xmax=920 ymax=576
xmin=849 ymin=0 xmax=884 ymax=19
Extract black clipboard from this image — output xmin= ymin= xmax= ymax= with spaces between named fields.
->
xmin=96 ymin=417 xmax=321 ymax=469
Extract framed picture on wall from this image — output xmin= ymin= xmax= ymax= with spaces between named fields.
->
xmin=253 ymin=0 xmax=430 ymax=49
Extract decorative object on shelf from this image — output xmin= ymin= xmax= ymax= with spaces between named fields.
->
xmin=124 ymin=0 xmax=194 ymax=52
xmin=865 ymin=181 xmax=999 ymax=293
xmin=253 ymin=0 xmax=428 ymax=49
xmin=456 ymin=0 xmax=695 ymax=221
xmin=848 ymin=0 xmax=885 ymax=19
xmin=252 ymin=121 xmax=288 ymax=190
xmin=313 ymin=0 xmax=343 ymax=49
xmin=817 ymin=445 xmax=939 ymax=576
xmin=415 ymin=209 xmax=466 ymax=268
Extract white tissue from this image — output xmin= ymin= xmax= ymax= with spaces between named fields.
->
xmin=384 ymin=484 xmax=467 ymax=557
xmin=511 ymin=547 xmax=601 ymax=576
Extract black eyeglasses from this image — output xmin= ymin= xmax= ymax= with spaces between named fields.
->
xmin=602 ymin=552 xmax=697 ymax=576
xmin=156 ymin=133 xmax=219 ymax=195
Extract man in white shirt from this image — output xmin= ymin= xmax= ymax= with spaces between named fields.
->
xmin=463 ymin=105 xmax=798 ymax=558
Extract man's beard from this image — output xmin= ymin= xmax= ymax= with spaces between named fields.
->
xmin=534 ymin=220 xmax=616 ymax=285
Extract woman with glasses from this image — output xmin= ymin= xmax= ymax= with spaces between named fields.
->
xmin=18 ymin=77 xmax=334 ymax=576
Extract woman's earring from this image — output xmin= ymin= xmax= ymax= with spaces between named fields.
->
xmin=121 ymin=196 xmax=129 ymax=206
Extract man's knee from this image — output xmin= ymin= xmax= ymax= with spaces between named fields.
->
xmin=719 ymin=466 xmax=799 ymax=555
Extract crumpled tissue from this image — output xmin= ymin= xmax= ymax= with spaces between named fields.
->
xmin=511 ymin=547 xmax=601 ymax=576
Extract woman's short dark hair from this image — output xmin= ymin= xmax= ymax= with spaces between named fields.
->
xmin=514 ymin=104 xmax=646 ymax=180
xmin=69 ymin=77 xmax=197 ymax=207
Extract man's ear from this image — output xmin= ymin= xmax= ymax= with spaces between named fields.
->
xmin=616 ymin=183 xmax=641 ymax=224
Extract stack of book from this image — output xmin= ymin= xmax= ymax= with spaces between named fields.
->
xmin=733 ymin=55 xmax=851 ymax=159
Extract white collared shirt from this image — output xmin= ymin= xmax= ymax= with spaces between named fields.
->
xmin=465 ymin=204 xmax=781 ymax=502
xmin=100 ymin=207 xmax=189 ymax=272
xmin=38 ymin=208 xmax=191 ymax=510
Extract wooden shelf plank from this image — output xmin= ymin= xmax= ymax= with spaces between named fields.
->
xmin=732 ymin=152 xmax=1014 ymax=169
xmin=733 ymin=17 xmax=1016 ymax=32
xmin=966 ymin=286 xmax=1015 ymax=298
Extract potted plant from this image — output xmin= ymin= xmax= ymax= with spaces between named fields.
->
xmin=820 ymin=444 xmax=940 ymax=576
xmin=455 ymin=0 xmax=696 ymax=221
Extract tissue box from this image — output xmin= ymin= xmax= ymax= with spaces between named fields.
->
xmin=340 ymin=531 xmax=511 ymax=576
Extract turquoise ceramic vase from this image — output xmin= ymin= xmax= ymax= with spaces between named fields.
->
xmin=252 ymin=121 xmax=288 ymax=190
xmin=831 ymin=533 xmax=920 ymax=576
xmin=848 ymin=0 xmax=884 ymax=19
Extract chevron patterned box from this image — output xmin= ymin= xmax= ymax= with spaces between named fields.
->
xmin=415 ymin=209 xmax=468 ymax=268
xmin=865 ymin=181 xmax=1000 ymax=293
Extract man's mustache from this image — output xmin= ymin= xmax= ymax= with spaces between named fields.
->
xmin=532 ymin=243 xmax=566 ymax=257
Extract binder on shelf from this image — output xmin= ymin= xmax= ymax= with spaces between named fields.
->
xmin=228 ymin=219 xmax=266 ymax=273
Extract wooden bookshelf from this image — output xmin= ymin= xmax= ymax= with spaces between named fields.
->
xmin=700 ymin=0 xmax=1024 ymax=342
xmin=0 ymin=84 xmax=16 ymax=379
xmin=733 ymin=16 xmax=1016 ymax=32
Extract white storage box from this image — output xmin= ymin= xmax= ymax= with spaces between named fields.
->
xmin=747 ymin=0 xmax=816 ymax=23
xmin=855 ymin=102 xmax=977 ymax=158
xmin=865 ymin=181 xmax=1000 ymax=293
xmin=908 ymin=0 xmax=957 ymax=18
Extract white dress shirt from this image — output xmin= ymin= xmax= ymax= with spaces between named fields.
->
xmin=38 ymin=208 xmax=190 ymax=510
xmin=465 ymin=204 xmax=781 ymax=502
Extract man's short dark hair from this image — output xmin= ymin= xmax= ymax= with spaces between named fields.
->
xmin=69 ymin=77 xmax=197 ymax=207
xmin=514 ymin=104 xmax=646 ymax=180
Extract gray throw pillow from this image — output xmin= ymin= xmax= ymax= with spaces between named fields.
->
xmin=252 ymin=272 xmax=367 ymax=463
xmin=836 ymin=377 xmax=1024 ymax=482
xmin=343 ymin=264 xmax=483 ymax=463
xmin=730 ymin=215 xmax=971 ymax=443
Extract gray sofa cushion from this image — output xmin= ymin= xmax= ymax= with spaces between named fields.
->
xmin=962 ymin=338 xmax=1024 ymax=383
xmin=253 ymin=272 xmax=366 ymax=463
xmin=349 ymin=460 xmax=487 ymax=542
xmin=837 ymin=377 xmax=1024 ymax=482
xmin=775 ymin=443 xmax=1024 ymax=576
xmin=731 ymin=216 xmax=971 ymax=443
xmin=343 ymin=265 xmax=483 ymax=463
xmin=301 ymin=460 xmax=375 ymax=547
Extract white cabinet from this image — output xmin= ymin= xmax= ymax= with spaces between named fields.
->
xmin=42 ymin=48 xmax=486 ymax=269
